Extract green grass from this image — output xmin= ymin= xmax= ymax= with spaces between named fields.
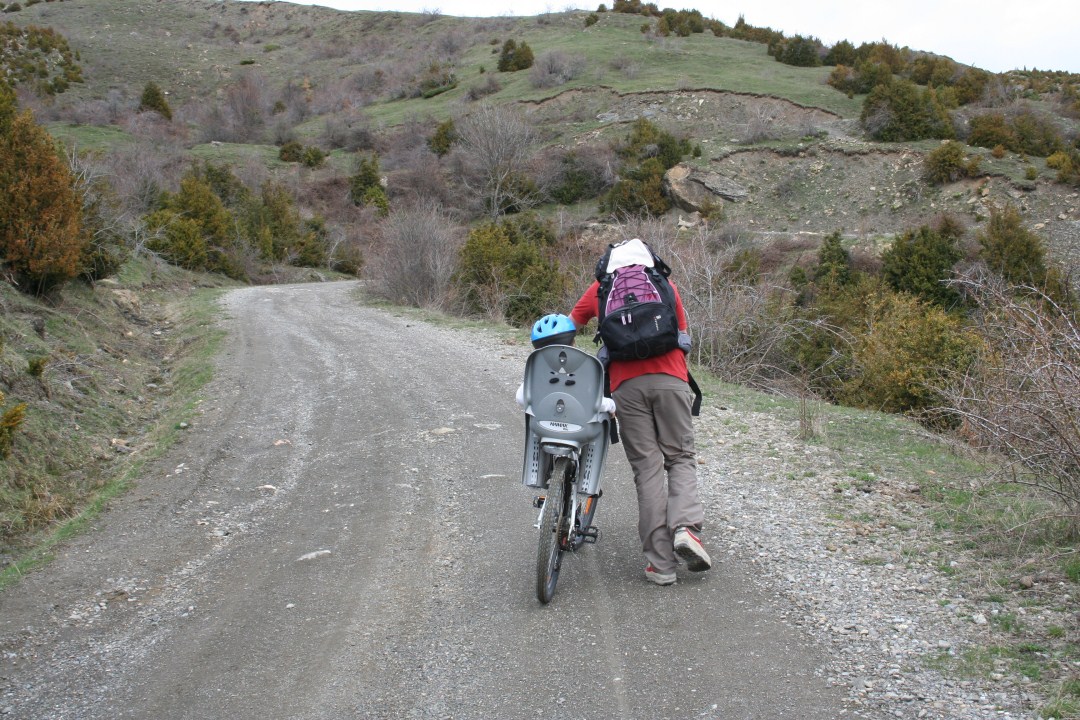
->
xmin=188 ymin=141 xmax=286 ymax=167
xmin=360 ymin=12 xmax=862 ymax=130
xmin=45 ymin=122 xmax=138 ymax=153
xmin=1063 ymin=556 xmax=1080 ymax=583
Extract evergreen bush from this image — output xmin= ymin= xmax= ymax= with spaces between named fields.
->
xmin=455 ymin=216 xmax=565 ymax=325
xmin=923 ymin=141 xmax=975 ymax=185
xmin=139 ymin=81 xmax=172 ymax=121
xmin=278 ymin=140 xmax=303 ymax=162
xmin=0 ymin=107 xmax=85 ymax=295
xmin=977 ymin=205 xmax=1053 ymax=290
xmin=497 ymin=39 xmax=534 ymax=72
xmin=881 ymin=224 xmax=963 ymax=308
xmin=862 ymin=80 xmax=954 ymax=142
xmin=428 ymin=119 xmax=457 ymax=157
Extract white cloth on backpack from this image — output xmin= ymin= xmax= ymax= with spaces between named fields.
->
xmin=605 ymin=238 xmax=655 ymax=273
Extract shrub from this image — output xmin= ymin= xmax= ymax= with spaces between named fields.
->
xmin=290 ymin=217 xmax=328 ymax=268
xmin=774 ymin=35 xmax=822 ymax=67
xmin=827 ymin=64 xmax=858 ymax=96
xmin=600 ymin=119 xmax=690 ymax=217
xmin=840 ymin=290 xmax=979 ymax=417
xmin=601 ymin=158 xmax=669 ymax=217
xmin=145 ymin=210 xmax=209 ymax=270
xmin=0 ymin=79 xmax=14 ymax=132
xmin=968 ymin=113 xmax=1016 ymax=150
xmin=300 ymin=145 xmax=325 ymax=168
xmin=428 ymin=119 xmax=457 ymax=157
xmin=529 ymin=51 xmax=585 ymax=89
xmin=278 ymin=140 xmax=303 ymax=162
xmin=940 ymin=270 xmax=1080 ymax=522
xmin=497 ymin=39 xmax=534 ymax=72
xmin=585 ymin=13 xmax=599 ymax=27
xmin=69 ymin=150 xmax=129 ymax=282
xmin=349 ymin=153 xmax=383 ymax=206
xmin=452 ymin=104 xmax=538 ymax=218
xmin=147 ymin=172 xmax=247 ymax=278
xmin=465 ymin=75 xmax=501 ymax=101
xmin=139 ymin=81 xmax=172 ymax=121
xmin=861 ymin=80 xmax=954 ymax=142
xmin=455 ymin=216 xmax=566 ymax=325
xmin=976 ymin=205 xmax=1052 ymax=290
xmin=549 ymin=149 xmax=611 ymax=204
xmin=923 ymin=140 xmax=976 ymax=185
xmin=1047 ymin=150 xmax=1080 ymax=185
xmin=361 ymin=185 xmax=389 ymax=217
xmin=418 ymin=61 xmax=457 ymax=98
xmin=881 ymin=224 xmax=963 ymax=308
xmin=0 ymin=109 xmax=85 ymax=295
xmin=366 ymin=201 xmax=459 ymax=308
xmin=1010 ymin=110 xmax=1064 ymax=157
xmin=240 ymin=180 xmax=305 ymax=261
xmin=813 ymin=231 xmax=852 ymax=289
xmin=0 ymin=391 xmax=27 ymax=459
xmin=824 ymin=39 xmax=857 ymax=67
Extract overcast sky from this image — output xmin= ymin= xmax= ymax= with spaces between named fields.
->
xmin=248 ymin=0 xmax=1079 ymax=74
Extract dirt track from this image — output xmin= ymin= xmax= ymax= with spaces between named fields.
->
xmin=0 ymin=281 xmax=867 ymax=719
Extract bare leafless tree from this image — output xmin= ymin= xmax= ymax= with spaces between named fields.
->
xmin=365 ymin=200 xmax=462 ymax=309
xmin=529 ymin=51 xmax=586 ymax=89
xmin=617 ymin=219 xmax=808 ymax=391
xmin=225 ymin=69 xmax=269 ymax=142
xmin=938 ymin=266 xmax=1080 ymax=525
xmin=740 ymin=101 xmax=787 ymax=144
xmin=451 ymin=103 xmax=538 ymax=218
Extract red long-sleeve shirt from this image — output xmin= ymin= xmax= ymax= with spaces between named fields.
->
xmin=570 ymin=279 xmax=689 ymax=393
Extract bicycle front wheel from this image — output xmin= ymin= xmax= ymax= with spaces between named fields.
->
xmin=536 ymin=456 xmax=571 ymax=604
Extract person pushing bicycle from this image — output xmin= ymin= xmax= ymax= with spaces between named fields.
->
xmin=568 ymin=238 xmax=711 ymax=587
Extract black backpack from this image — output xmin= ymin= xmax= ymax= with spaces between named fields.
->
xmin=594 ymin=243 xmax=680 ymax=362
xmin=593 ymin=241 xmax=702 ymax=416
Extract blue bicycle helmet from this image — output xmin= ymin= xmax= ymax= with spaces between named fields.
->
xmin=531 ymin=313 xmax=576 ymax=348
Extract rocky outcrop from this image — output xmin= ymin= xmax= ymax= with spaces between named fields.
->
xmin=663 ymin=164 xmax=748 ymax=213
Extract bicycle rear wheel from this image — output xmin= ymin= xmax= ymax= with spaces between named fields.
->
xmin=536 ymin=456 xmax=571 ymax=604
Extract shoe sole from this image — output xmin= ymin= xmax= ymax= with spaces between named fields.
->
xmin=646 ymin=574 xmax=676 ymax=586
xmin=674 ymin=540 xmax=712 ymax=572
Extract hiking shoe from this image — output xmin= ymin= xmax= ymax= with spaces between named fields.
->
xmin=673 ymin=527 xmax=712 ymax=572
xmin=645 ymin=564 xmax=676 ymax=586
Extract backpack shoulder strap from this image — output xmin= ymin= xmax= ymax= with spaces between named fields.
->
xmin=594 ymin=244 xmax=614 ymax=281
xmin=686 ymin=371 xmax=702 ymax=416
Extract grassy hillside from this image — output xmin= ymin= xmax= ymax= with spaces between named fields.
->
xmin=14 ymin=1 xmax=861 ymax=114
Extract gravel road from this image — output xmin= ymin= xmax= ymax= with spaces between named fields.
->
xmin=0 ymin=281 xmax=1044 ymax=719
xmin=0 ymin=282 xmax=870 ymax=720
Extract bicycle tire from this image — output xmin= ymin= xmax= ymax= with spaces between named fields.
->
xmin=536 ymin=456 xmax=571 ymax=604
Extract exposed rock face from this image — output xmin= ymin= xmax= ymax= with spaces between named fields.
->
xmin=663 ymin=164 xmax=749 ymax=212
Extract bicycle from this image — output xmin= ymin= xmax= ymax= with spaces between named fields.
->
xmin=520 ymin=344 xmax=612 ymax=604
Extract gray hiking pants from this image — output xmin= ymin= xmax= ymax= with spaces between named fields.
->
xmin=612 ymin=373 xmax=704 ymax=574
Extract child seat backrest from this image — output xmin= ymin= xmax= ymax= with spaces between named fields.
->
xmin=522 ymin=345 xmax=605 ymax=431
